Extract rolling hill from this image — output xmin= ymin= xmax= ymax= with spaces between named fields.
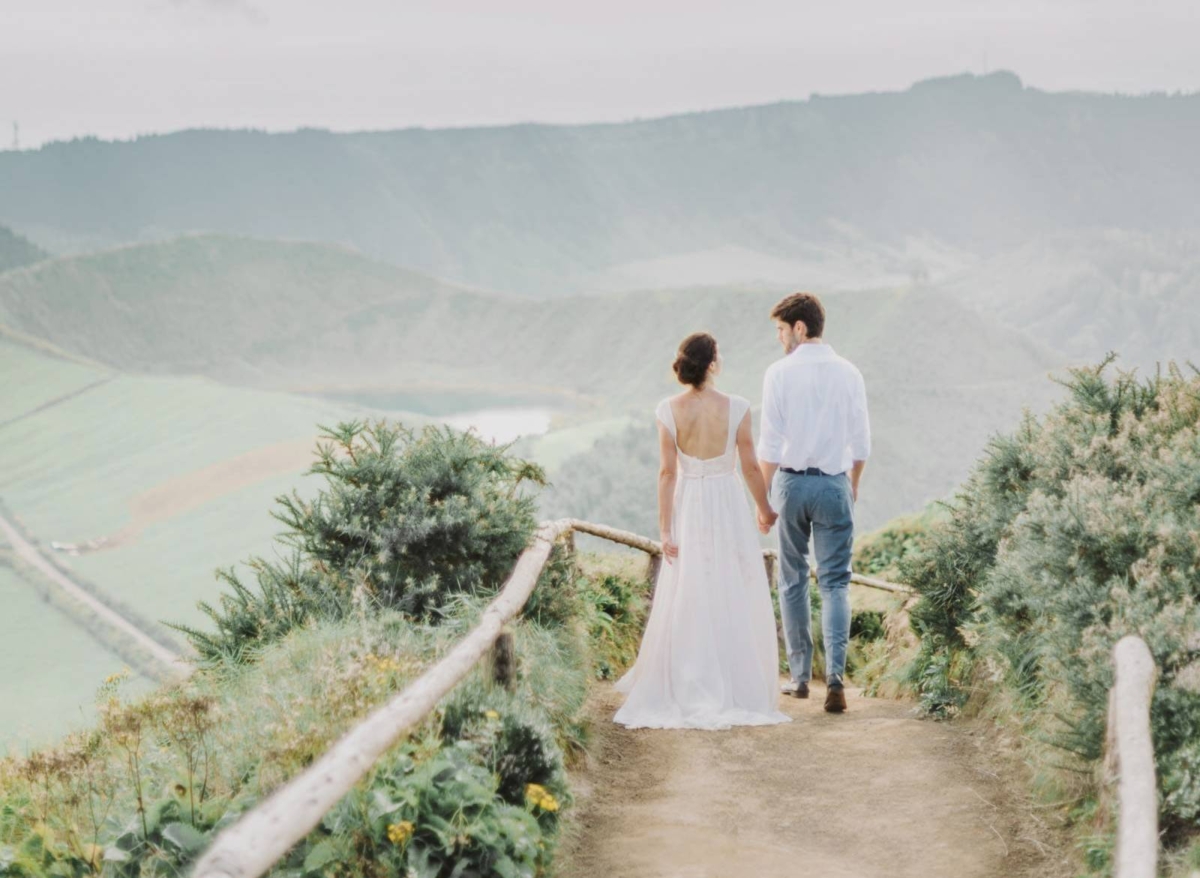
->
xmin=3 ymin=72 xmax=1200 ymax=295
xmin=937 ymin=229 xmax=1200 ymax=373
xmin=0 ymin=234 xmax=1066 ymax=530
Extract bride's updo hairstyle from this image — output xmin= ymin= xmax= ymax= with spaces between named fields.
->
xmin=673 ymin=332 xmax=718 ymax=388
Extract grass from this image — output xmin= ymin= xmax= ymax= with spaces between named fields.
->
xmin=66 ymin=469 xmax=325 ymax=630
xmin=0 ymin=562 xmax=152 ymax=753
xmin=0 ymin=550 xmax=651 ymax=876
xmin=0 ymin=370 xmax=399 ymax=542
xmin=0 ymin=340 xmax=109 ymax=426
xmin=0 ymin=342 xmax=437 ymax=743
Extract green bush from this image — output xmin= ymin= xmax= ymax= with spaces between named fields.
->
xmin=901 ymin=357 xmax=1200 ymax=837
xmin=310 ymin=741 xmax=548 ymax=878
xmin=439 ymin=688 xmax=569 ymax=812
xmin=0 ymin=421 xmax=660 ymax=878
xmin=853 ymin=510 xmax=940 ymax=580
xmin=175 ymin=420 xmax=546 ymax=662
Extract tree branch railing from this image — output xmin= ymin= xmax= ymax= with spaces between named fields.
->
xmin=1106 ymin=635 xmax=1159 ymax=878
xmin=191 ymin=517 xmax=911 ymax=878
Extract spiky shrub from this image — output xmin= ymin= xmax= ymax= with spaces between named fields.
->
xmin=901 ymin=357 xmax=1200 ymax=836
xmin=176 ymin=420 xmax=546 ymax=661
xmin=285 ymin=421 xmax=545 ymax=615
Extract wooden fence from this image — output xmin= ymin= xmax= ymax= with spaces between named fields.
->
xmin=1106 ymin=635 xmax=1159 ymax=878
xmin=191 ymin=517 xmax=910 ymax=878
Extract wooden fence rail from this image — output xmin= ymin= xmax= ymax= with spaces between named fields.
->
xmin=1106 ymin=635 xmax=1159 ymax=878
xmin=191 ymin=518 xmax=910 ymax=878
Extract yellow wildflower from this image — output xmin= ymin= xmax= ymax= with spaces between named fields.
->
xmin=524 ymin=783 xmax=559 ymax=812
xmin=484 ymin=710 xmax=500 ymax=720
xmin=386 ymin=820 xmax=415 ymax=845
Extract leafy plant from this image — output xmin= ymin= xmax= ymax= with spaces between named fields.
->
xmin=900 ymin=357 xmax=1200 ymax=848
xmin=174 ymin=420 xmax=546 ymax=663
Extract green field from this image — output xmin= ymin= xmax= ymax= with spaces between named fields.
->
xmin=66 ymin=468 xmax=325 ymax=630
xmin=0 ymin=340 xmax=440 ymax=745
xmin=0 ymin=339 xmax=109 ymax=424
xmin=0 ymin=562 xmax=152 ymax=752
xmin=1 ymin=369 xmax=356 ymax=542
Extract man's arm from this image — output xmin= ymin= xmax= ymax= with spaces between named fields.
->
xmin=848 ymin=369 xmax=871 ymax=503
xmin=757 ymin=367 xmax=784 ymax=492
xmin=848 ymin=459 xmax=866 ymax=503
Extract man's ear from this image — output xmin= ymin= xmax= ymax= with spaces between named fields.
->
xmin=793 ymin=321 xmax=807 ymax=342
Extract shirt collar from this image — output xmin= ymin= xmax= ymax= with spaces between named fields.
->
xmin=788 ymin=342 xmax=836 ymax=360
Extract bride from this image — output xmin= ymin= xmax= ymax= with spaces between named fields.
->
xmin=614 ymin=332 xmax=792 ymax=730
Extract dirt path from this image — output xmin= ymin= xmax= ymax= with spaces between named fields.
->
xmin=561 ymin=682 xmax=1066 ymax=878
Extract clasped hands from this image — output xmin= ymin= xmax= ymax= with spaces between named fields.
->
xmin=757 ymin=505 xmax=778 ymax=535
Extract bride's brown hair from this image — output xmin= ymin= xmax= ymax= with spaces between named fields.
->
xmin=672 ymin=332 xmax=718 ymax=388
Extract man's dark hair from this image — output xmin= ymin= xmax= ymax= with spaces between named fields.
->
xmin=771 ymin=292 xmax=825 ymax=339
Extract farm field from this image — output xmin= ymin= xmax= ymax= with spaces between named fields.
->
xmin=0 ymin=560 xmax=151 ymax=752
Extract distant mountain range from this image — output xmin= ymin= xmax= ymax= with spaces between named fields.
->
xmin=3 ymin=71 xmax=1199 ymax=296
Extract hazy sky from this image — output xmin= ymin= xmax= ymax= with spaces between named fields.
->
xmin=3 ymin=0 xmax=1199 ymax=149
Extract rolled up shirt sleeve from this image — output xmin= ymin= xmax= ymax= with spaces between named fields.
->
xmin=757 ymin=366 xmax=785 ymax=463
xmin=850 ymin=369 xmax=871 ymax=461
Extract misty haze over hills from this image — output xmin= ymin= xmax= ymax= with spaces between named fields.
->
xmin=2 ymin=71 xmax=1200 ymax=298
xmin=4 ymin=69 xmax=1199 ymax=741
xmin=3 ymin=69 xmax=1198 ymax=531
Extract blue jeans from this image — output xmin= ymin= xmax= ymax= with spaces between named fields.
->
xmin=775 ymin=471 xmax=855 ymax=687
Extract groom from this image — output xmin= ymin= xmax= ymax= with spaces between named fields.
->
xmin=757 ymin=292 xmax=871 ymax=713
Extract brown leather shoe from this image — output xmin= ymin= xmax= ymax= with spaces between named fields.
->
xmin=781 ymin=680 xmax=810 ymax=699
xmin=824 ymin=684 xmax=847 ymax=713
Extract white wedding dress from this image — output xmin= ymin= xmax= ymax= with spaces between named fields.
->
xmin=614 ymin=395 xmax=792 ymax=730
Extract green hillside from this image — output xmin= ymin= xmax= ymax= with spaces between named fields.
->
xmin=3 ymin=73 xmax=1200 ymax=294
xmin=0 ymin=234 xmax=1064 ymax=531
xmin=938 ymin=229 xmax=1200 ymax=372
xmin=0 ymin=224 xmax=48 ymax=273
xmin=0 ymin=338 xmax=435 ymax=747
xmin=0 ymin=234 xmax=473 ymax=380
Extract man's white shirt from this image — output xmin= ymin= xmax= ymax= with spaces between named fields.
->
xmin=757 ymin=343 xmax=871 ymax=475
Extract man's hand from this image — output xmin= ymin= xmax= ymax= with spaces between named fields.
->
xmin=757 ymin=506 xmax=778 ymax=534
xmin=849 ymin=460 xmax=866 ymax=505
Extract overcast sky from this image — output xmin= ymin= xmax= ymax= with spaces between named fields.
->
xmin=3 ymin=0 xmax=1199 ymax=149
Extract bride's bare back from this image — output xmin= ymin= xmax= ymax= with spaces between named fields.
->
xmin=669 ymin=390 xmax=732 ymax=460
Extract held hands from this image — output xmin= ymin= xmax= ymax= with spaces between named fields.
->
xmin=757 ymin=505 xmax=778 ymax=535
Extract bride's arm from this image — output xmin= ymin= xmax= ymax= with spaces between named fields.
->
xmin=657 ymin=422 xmax=679 ymax=560
xmin=736 ymin=412 xmax=777 ymax=527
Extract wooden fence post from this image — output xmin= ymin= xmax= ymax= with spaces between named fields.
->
xmin=491 ymin=630 xmax=517 ymax=690
xmin=646 ymin=553 xmax=662 ymax=586
xmin=1107 ymin=635 xmax=1159 ymax=878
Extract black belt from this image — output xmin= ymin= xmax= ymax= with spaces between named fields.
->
xmin=781 ymin=466 xmax=837 ymax=477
